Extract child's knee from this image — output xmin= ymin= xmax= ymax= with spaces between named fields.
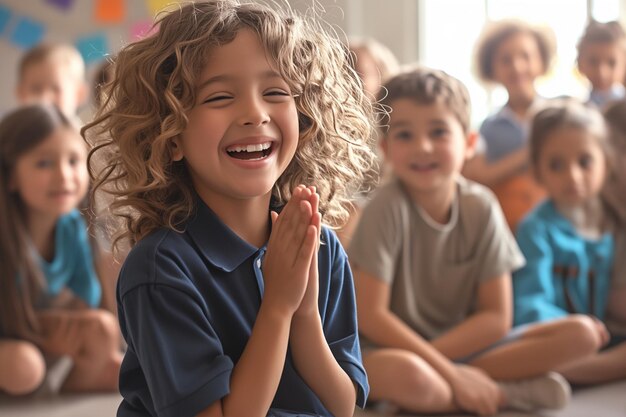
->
xmin=369 ymin=350 xmax=452 ymax=402
xmin=1 ymin=341 xmax=46 ymax=395
xmin=83 ymin=309 xmax=119 ymax=344
xmin=560 ymin=315 xmax=604 ymax=353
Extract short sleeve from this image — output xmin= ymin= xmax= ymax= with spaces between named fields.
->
xmin=321 ymin=230 xmax=369 ymax=407
xmin=470 ymin=188 xmax=525 ymax=282
xmin=118 ymin=250 xmax=233 ymax=417
xmin=64 ymin=212 xmax=101 ymax=307
xmin=513 ymin=218 xmax=569 ymax=325
xmin=347 ymin=186 xmax=403 ymax=283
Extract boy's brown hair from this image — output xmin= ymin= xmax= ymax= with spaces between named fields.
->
xmin=474 ymin=19 xmax=555 ymax=83
xmin=577 ymin=20 xmax=626 ymax=56
xmin=379 ymin=65 xmax=472 ymax=134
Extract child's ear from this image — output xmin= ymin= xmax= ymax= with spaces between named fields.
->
xmin=464 ymin=130 xmax=479 ymax=160
xmin=170 ymin=137 xmax=184 ymax=161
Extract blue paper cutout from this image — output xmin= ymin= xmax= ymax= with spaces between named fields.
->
xmin=75 ymin=33 xmax=109 ymax=64
xmin=10 ymin=17 xmax=45 ymax=49
xmin=0 ymin=6 xmax=11 ymax=36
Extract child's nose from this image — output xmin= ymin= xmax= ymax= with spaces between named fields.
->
xmin=56 ymin=162 xmax=73 ymax=183
xmin=565 ymin=164 xmax=583 ymax=184
xmin=414 ymin=136 xmax=434 ymax=152
xmin=238 ymin=95 xmax=270 ymax=126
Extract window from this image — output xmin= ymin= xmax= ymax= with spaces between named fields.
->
xmin=420 ymin=0 xmax=621 ymax=127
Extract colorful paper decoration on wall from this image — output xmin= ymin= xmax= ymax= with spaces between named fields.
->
xmin=96 ymin=0 xmax=125 ymax=23
xmin=130 ymin=20 xmax=157 ymax=40
xmin=10 ymin=17 xmax=45 ymax=49
xmin=0 ymin=6 xmax=11 ymax=36
xmin=46 ymin=0 xmax=76 ymax=11
xmin=76 ymin=32 xmax=109 ymax=64
xmin=147 ymin=0 xmax=177 ymax=16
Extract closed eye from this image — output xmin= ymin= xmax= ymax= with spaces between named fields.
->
xmin=203 ymin=95 xmax=233 ymax=104
xmin=264 ymin=89 xmax=292 ymax=102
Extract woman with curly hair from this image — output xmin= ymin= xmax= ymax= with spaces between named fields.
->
xmin=82 ymin=1 xmax=378 ymax=416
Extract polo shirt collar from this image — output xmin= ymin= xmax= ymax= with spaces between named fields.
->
xmin=185 ymin=196 xmax=264 ymax=272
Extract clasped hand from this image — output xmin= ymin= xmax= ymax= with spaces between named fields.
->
xmin=262 ymin=185 xmax=321 ymax=318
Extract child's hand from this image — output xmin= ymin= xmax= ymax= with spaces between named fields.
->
xmin=37 ymin=309 xmax=84 ymax=357
xmin=262 ymin=185 xmax=318 ymax=317
xmin=589 ymin=315 xmax=611 ymax=348
xmin=294 ymin=186 xmax=322 ymax=319
xmin=450 ymin=364 xmax=500 ymax=416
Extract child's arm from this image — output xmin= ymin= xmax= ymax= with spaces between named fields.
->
xmin=462 ymin=147 xmax=528 ymax=187
xmin=431 ymin=275 xmax=511 ymax=360
xmin=356 ymin=268 xmax=501 ymax=415
xmin=288 ymin=188 xmax=358 ymax=417
xmin=513 ymin=220 xmax=569 ymax=324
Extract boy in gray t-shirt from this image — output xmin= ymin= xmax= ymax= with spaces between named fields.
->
xmin=348 ymin=66 xmax=603 ymax=415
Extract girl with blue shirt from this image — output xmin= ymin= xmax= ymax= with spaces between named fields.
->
xmin=514 ymin=98 xmax=626 ymax=385
xmin=0 ymin=104 xmax=121 ymax=395
xmin=83 ymin=1 xmax=376 ymax=416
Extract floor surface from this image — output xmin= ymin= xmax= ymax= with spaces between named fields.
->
xmin=1 ymin=380 xmax=624 ymax=417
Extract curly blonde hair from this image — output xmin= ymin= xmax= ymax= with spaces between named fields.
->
xmin=474 ymin=19 xmax=556 ymax=84
xmin=83 ymin=0 xmax=378 ymax=252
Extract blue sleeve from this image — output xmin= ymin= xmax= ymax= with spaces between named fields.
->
xmin=513 ymin=219 xmax=569 ymax=325
xmin=121 ymin=286 xmax=232 ymax=417
xmin=320 ymin=229 xmax=369 ymax=408
xmin=118 ymin=249 xmax=233 ymax=417
xmin=66 ymin=212 xmax=101 ymax=307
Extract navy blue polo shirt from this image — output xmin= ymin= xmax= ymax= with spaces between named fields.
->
xmin=116 ymin=198 xmax=368 ymax=417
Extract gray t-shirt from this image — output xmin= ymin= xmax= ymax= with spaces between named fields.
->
xmin=348 ymin=177 xmax=525 ymax=342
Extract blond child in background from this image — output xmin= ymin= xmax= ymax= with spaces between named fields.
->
xmin=0 ymin=104 xmax=121 ymax=396
xmin=15 ymin=43 xmax=88 ymax=123
xmin=513 ymin=98 xmax=626 ymax=386
xmin=463 ymin=19 xmax=555 ymax=232
xmin=83 ymin=1 xmax=378 ymax=415
xmin=337 ymin=36 xmax=400 ymax=249
xmin=348 ymin=36 xmax=400 ymax=100
xmin=577 ymin=20 xmax=626 ymax=109
xmin=349 ymin=66 xmax=602 ymax=416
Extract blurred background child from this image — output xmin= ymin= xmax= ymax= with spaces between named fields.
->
xmin=349 ymin=67 xmax=597 ymax=416
xmin=348 ymin=36 xmax=400 ymax=100
xmin=0 ymin=104 xmax=121 ymax=396
xmin=513 ymin=98 xmax=626 ymax=386
xmin=577 ymin=20 xmax=626 ymax=109
xmin=601 ymin=99 xmax=626 ymax=338
xmin=15 ymin=43 xmax=88 ymax=124
xmin=336 ymin=37 xmax=399 ymax=249
xmin=464 ymin=19 xmax=555 ymax=232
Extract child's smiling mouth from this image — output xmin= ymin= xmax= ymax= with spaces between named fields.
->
xmin=226 ymin=141 xmax=273 ymax=161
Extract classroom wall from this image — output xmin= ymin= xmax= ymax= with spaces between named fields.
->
xmin=0 ymin=1 xmax=145 ymax=116
xmin=4 ymin=0 xmax=625 ymax=120
xmin=0 ymin=0 xmax=422 ymax=119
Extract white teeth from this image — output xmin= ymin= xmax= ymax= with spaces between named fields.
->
xmin=228 ymin=142 xmax=271 ymax=153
